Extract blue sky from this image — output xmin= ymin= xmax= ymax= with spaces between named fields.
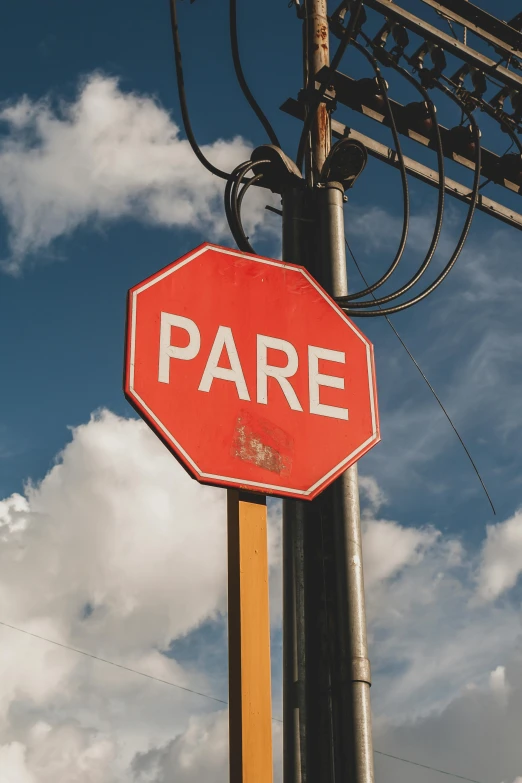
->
xmin=1 ymin=1 xmax=522 ymax=781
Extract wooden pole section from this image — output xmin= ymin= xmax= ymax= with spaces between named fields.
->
xmin=227 ymin=489 xmax=274 ymax=783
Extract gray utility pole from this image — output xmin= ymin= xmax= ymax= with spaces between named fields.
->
xmin=282 ymin=1 xmax=374 ymax=781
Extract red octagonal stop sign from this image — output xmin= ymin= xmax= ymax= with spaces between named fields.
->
xmin=124 ymin=244 xmax=379 ymax=500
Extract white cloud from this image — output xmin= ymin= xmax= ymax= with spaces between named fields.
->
xmin=0 ymin=410 xmax=233 ymax=778
xmin=374 ymin=652 xmax=522 ymax=783
xmin=362 ymin=517 xmax=437 ymax=591
xmin=0 ymin=74 xmax=275 ymax=271
xmin=477 ymin=509 xmax=522 ymax=600
xmin=132 ymin=711 xmax=230 ymax=783
xmin=360 ymin=497 xmax=521 ymax=723
xmin=0 ymin=743 xmax=35 ymax=783
xmin=2 ymin=724 xmax=117 ymax=783
xmin=0 ymin=410 xmax=228 ymax=659
xmin=2 ymin=410 xmax=522 ymax=780
xmin=132 ymin=710 xmax=282 ymax=783
xmin=358 ymin=474 xmax=387 ymax=515
xmin=489 ymin=665 xmax=510 ymax=703
xmin=0 ymin=409 xmax=289 ymax=780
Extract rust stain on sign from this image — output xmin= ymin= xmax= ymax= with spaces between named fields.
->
xmin=232 ymin=410 xmax=294 ymax=476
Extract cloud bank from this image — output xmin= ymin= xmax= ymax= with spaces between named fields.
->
xmin=1 ymin=410 xmax=522 ymax=780
xmin=0 ymin=74 xmax=274 ymax=271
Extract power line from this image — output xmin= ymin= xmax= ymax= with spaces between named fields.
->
xmin=0 ymin=618 xmax=489 ymax=782
xmin=168 ymin=0 xmax=230 ymax=180
xmin=345 ymin=237 xmax=496 ymax=515
xmin=0 ymin=619 xmax=227 ymax=706
xmin=229 ymin=0 xmax=281 ymax=147
xmin=375 ymin=749 xmax=486 ymax=783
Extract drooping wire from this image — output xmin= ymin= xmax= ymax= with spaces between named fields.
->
xmin=345 ymin=237 xmax=496 ymax=515
xmin=375 ymin=749 xmax=487 ymax=783
xmin=169 ymin=0 xmax=281 ymax=256
xmin=296 ymin=0 xmax=365 ymax=173
xmin=333 ymin=40 xmax=416 ymax=302
xmin=0 ymin=618 xmax=492 ymax=782
xmin=341 ymin=39 xmax=445 ymax=306
xmin=340 ymin=76 xmax=482 ymax=316
xmin=259 ymin=201 xmax=494 ymax=512
xmin=0 ymin=619 xmax=228 ymax=706
xmin=348 ymin=40 xmax=411 ymax=298
xmin=230 ymin=0 xmax=281 ymax=147
xmin=168 ymin=0 xmax=230 ymax=180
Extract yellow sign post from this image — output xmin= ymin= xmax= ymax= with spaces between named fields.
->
xmin=227 ymin=489 xmax=274 ymax=783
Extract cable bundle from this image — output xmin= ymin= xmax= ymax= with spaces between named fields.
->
xmin=168 ymin=0 xmax=484 ymax=317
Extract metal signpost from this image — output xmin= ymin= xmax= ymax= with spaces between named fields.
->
xmin=124 ymin=242 xmax=379 ymax=781
xmin=123 ymin=0 xmax=522 ymax=779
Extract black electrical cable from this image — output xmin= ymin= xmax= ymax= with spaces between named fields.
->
xmin=168 ymin=0 xmax=230 ymax=180
xmin=340 ymin=77 xmax=481 ymax=317
xmin=341 ymin=40 xmax=445 ymax=305
xmin=345 ymin=237 xmax=496 ymax=515
xmin=224 ymin=160 xmax=257 ymax=249
xmin=224 ymin=162 xmax=251 ymax=249
xmin=0 ymin=619 xmax=492 ymax=782
xmin=238 ymin=173 xmax=264 ymax=212
xmin=341 ymin=39 xmax=446 ymax=305
xmin=343 ymin=40 xmax=410 ymax=299
xmin=225 ymin=159 xmax=270 ymax=253
xmin=296 ymin=0 xmax=365 ymax=174
xmin=169 ymin=0 xmax=270 ymax=255
xmin=230 ymin=0 xmax=281 ymax=147
xmin=231 ymin=161 xmax=262 ymax=250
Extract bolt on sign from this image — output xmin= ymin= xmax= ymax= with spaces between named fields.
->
xmin=124 ymin=244 xmax=380 ymax=499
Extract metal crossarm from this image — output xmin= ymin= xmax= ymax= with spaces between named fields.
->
xmin=281 ymin=96 xmax=522 ymax=231
xmin=362 ymin=0 xmax=522 ymax=92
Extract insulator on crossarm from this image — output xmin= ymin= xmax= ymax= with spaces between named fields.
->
xmin=471 ymin=69 xmax=487 ymax=99
xmin=352 ymin=76 xmax=388 ymax=112
xmin=450 ymin=63 xmax=470 ymax=88
xmin=429 ymin=45 xmax=447 ymax=74
xmin=410 ymin=41 xmax=429 ymax=71
xmin=446 ymin=124 xmax=480 ymax=160
xmin=402 ymin=100 xmax=434 ymax=134
xmin=510 ymin=91 xmax=522 ymax=122
xmin=391 ymin=23 xmax=409 ymax=51
xmin=499 ymin=153 xmax=522 ymax=187
xmin=490 ymin=87 xmax=510 ymax=111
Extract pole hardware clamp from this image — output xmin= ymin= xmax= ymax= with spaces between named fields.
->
xmin=251 ymin=145 xmax=304 ymax=194
xmin=298 ymin=84 xmax=338 ymax=110
xmin=320 ymin=137 xmax=368 ymax=189
xmin=351 ymin=656 xmax=372 ymax=686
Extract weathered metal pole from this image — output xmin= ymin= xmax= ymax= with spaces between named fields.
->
xmin=282 ymin=187 xmax=320 ymax=783
xmin=282 ymin=188 xmax=308 ymax=783
xmin=305 ymin=0 xmax=331 ymax=183
xmin=318 ymin=184 xmax=375 ymax=783
xmin=281 ymin=1 xmax=375 ymax=781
